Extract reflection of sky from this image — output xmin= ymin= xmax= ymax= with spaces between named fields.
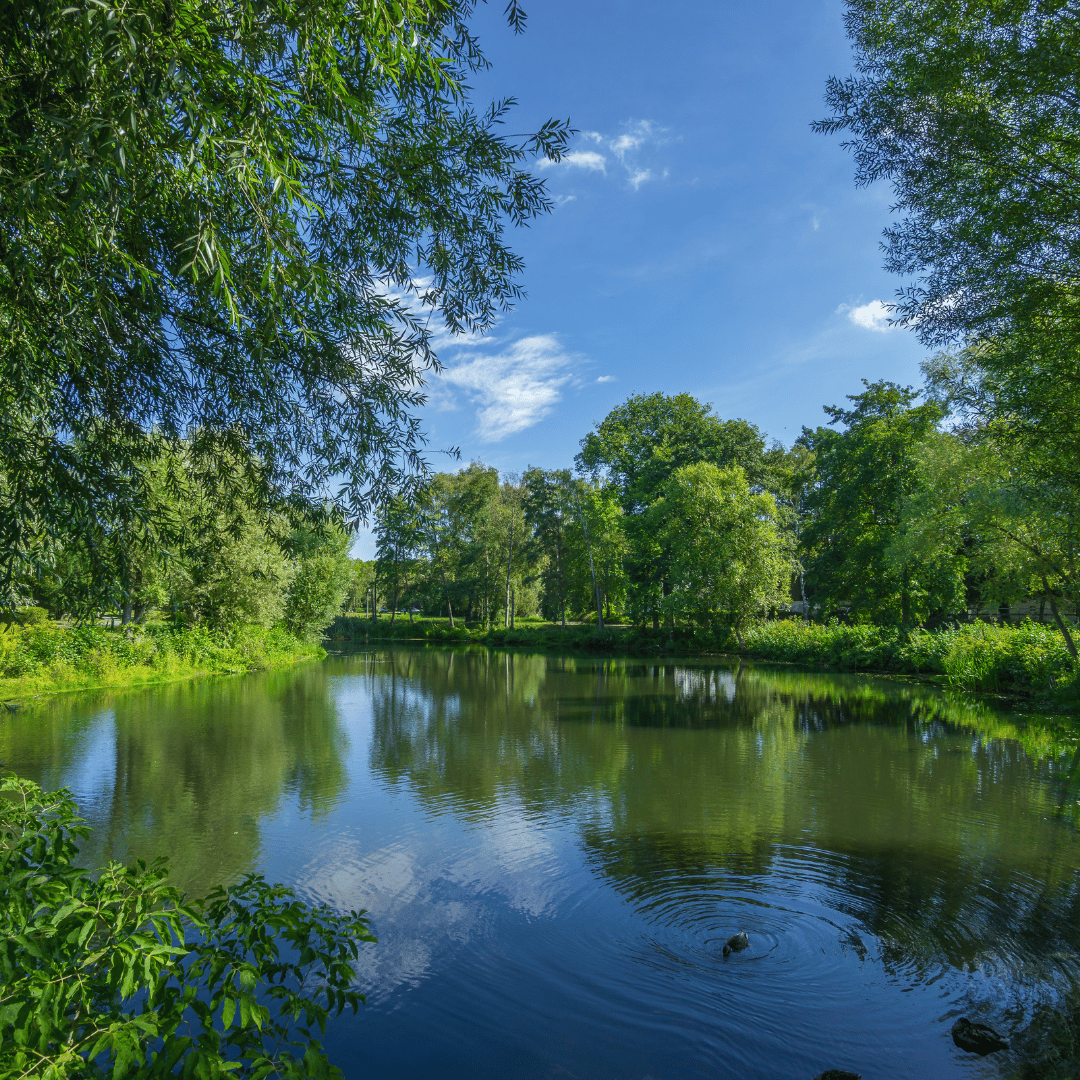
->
xmin=10 ymin=653 xmax=1080 ymax=1078
xmin=53 ymin=709 xmax=117 ymax=812
xmin=298 ymin=799 xmax=579 ymax=1003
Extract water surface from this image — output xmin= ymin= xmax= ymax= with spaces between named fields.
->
xmin=5 ymin=647 xmax=1080 ymax=1079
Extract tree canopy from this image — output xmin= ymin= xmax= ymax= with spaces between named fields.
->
xmin=0 ymin=0 xmax=570 ymax=605
xmin=816 ymin=0 xmax=1080 ymax=348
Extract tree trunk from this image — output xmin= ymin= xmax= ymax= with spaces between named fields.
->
xmin=121 ymin=600 xmax=132 ymax=626
xmin=447 ymin=599 xmax=455 ymax=629
xmin=505 ymin=515 xmax=514 ymax=629
xmin=1044 ymin=577 xmax=1078 ymax=661
xmin=734 ymin=621 xmax=745 ymax=652
xmin=510 ymin=589 xmax=515 ymax=630
xmin=575 ymin=493 xmax=603 ymax=629
xmin=371 ymin=584 xmax=378 ymax=624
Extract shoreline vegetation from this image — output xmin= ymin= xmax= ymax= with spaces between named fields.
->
xmin=330 ymin=614 xmax=1079 ymax=706
xmin=0 ymin=619 xmax=324 ymax=703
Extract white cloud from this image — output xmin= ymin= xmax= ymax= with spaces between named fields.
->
xmin=539 ymin=120 xmax=668 ymax=190
xmin=610 ymin=120 xmax=656 ymax=162
xmin=539 ymin=150 xmax=606 ymax=173
xmin=437 ymin=335 xmax=577 ymax=441
xmin=838 ymin=299 xmax=895 ymax=333
xmin=553 ymin=194 xmax=577 ymax=207
xmin=812 ymin=215 xmax=820 ymax=231
xmin=596 ymin=375 xmax=616 ymax=383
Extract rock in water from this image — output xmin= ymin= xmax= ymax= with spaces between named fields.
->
xmin=722 ymin=932 xmax=749 ymax=958
xmin=813 ymin=1072 xmax=862 ymax=1080
xmin=951 ymin=1017 xmax=1009 ymax=1055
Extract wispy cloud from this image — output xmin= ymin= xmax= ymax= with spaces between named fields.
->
xmin=596 ymin=375 xmax=616 ymax=383
xmin=539 ymin=149 xmax=606 ymax=173
xmin=437 ymin=335 xmax=578 ymax=441
xmin=539 ymin=120 xmax=669 ymax=190
xmin=838 ymin=299 xmax=895 ymax=333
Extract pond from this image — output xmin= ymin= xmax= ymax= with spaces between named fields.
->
xmin=4 ymin=647 xmax=1080 ymax=1079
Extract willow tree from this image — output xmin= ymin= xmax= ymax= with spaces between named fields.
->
xmin=0 ymin=0 xmax=569 ymax=608
xmin=648 ymin=462 xmax=789 ymax=648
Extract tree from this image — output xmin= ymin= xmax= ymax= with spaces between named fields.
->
xmin=897 ymin=431 xmax=1080 ymax=659
xmin=373 ymin=495 xmax=421 ymax=624
xmin=816 ymin=0 xmax=1080 ymax=350
xmin=576 ymin=393 xmax=766 ymax=627
xmin=283 ymin=526 xmax=353 ymax=642
xmin=523 ymin=467 xmax=573 ymax=626
xmin=799 ymin=380 xmax=962 ymax=627
xmin=0 ymin=0 xmax=571 ymax=609
xmin=647 ymin=463 xmax=790 ymax=648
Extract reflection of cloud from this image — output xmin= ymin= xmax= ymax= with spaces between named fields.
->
xmin=299 ymin=804 xmax=568 ymax=1002
xmin=838 ymin=300 xmax=895 ymax=333
xmin=437 ymin=335 xmax=578 ymax=441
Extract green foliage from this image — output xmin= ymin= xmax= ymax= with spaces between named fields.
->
xmin=0 ymin=776 xmax=374 ymax=1078
xmin=817 ymin=0 xmax=1080 ymax=350
xmin=799 ymin=380 xmax=959 ymax=626
xmin=0 ymin=0 xmax=570 ymax=604
xmin=648 ymin=463 xmax=790 ymax=641
xmin=0 ymin=623 xmax=323 ymax=697
xmin=284 ymin=529 xmax=353 ymax=643
xmin=575 ymin=392 xmax=768 ymax=625
xmin=738 ymin=619 xmax=1076 ymax=698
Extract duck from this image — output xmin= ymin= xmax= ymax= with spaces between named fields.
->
xmin=951 ymin=1017 xmax=1009 ymax=1055
xmin=722 ymin=932 xmax=749 ymax=958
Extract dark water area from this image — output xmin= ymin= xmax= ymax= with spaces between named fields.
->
xmin=5 ymin=648 xmax=1080 ymax=1079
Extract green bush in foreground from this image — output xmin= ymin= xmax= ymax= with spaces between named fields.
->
xmin=0 ymin=623 xmax=323 ymax=696
xmin=0 ymin=776 xmax=373 ymax=1079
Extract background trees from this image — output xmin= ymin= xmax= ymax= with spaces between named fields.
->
xmin=576 ymin=392 xmax=769 ymax=627
xmin=798 ymin=381 xmax=961 ymax=627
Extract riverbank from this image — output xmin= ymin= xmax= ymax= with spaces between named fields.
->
xmin=329 ymin=615 xmax=1078 ymax=703
xmin=0 ymin=621 xmax=324 ymax=702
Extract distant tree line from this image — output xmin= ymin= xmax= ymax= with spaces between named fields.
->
xmin=365 ymin=383 xmax=1078 ymax=660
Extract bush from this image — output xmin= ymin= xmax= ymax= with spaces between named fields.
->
xmin=0 ymin=776 xmax=373 ymax=1079
xmin=0 ymin=623 xmax=323 ymax=693
xmin=739 ymin=618 xmax=1076 ymax=699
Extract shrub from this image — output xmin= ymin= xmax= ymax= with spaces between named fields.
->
xmin=0 ymin=777 xmax=373 ymax=1079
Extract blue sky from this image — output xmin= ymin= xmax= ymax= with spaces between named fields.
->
xmin=357 ymin=0 xmax=928 ymax=554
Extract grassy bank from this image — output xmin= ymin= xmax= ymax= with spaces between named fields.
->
xmin=329 ymin=614 xmax=1078 ymax=701
xmin=0 ymin=621 xmax=324 ymax=701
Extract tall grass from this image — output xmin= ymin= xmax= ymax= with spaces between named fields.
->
xmin=0 ymin=621 xmax=324 ymax=699
xmin=330 ymin=614 xmax=1078 ymax=701
xmin=738 ymin=619 xmax=1076 ymax=697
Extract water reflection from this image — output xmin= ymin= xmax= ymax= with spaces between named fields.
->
xmin=363 ymin=649 xmax=1080 ymax=1044
xmin=7 ymin=647 xmax=1080 ymax=1078
xmin=0 ymin=663 xmax=348 ymax=896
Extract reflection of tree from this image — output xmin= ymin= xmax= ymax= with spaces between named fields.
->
xmin=367 ymin=648 xmax=1080 ymax=981
xmin=0 ymin=664 xmax=348 ymax=897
